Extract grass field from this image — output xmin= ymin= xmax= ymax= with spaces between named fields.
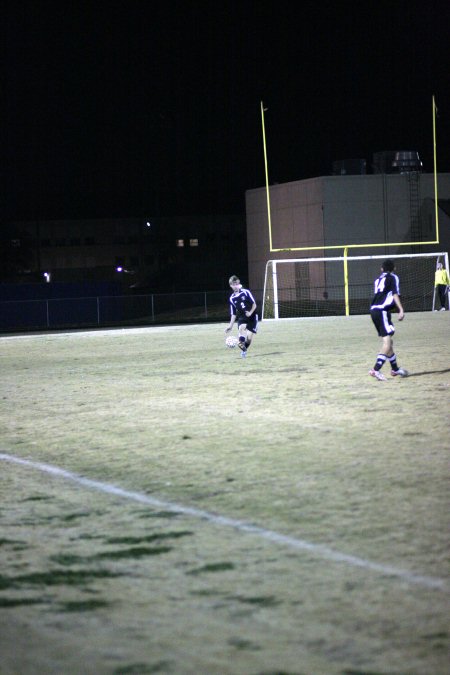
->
xmin=0 ymin=312 xmax=449 ymax=675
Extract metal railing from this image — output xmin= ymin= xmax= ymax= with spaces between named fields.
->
xmin=0 ymin=290 xmax=247 ymax=332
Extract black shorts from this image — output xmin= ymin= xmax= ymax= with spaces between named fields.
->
xmin=370 ymin=309 xmax=395 ymax=337
xmin=238 ymin=313 xmax=259 ymax=334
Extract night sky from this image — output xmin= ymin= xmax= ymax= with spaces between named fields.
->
xmin=3 ymin=0 xmax=450 ymax=221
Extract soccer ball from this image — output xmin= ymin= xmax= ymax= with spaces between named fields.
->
xmin=225 ymin=335 xmax=239 ymax=349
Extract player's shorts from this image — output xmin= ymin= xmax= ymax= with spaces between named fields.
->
xmin=370 ymin=309 xmax=395 ymax=337
xmin=238 ymin=313 xmax=259 ymax=334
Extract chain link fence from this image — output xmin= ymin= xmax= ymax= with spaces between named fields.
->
xmin=0 ymin=290 xmax=265 ymax=332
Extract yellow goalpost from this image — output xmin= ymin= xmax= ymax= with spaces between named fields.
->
xmin=260 ymin=97 xmax=442 ymax=316
xmin=261 ymin=96 xmax=440 ymax=253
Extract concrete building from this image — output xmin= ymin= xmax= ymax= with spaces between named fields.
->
xmin=246 ymin=172 xmax=450 ymax=294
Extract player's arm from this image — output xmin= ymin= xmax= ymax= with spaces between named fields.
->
xmin=393 ymin=293 xmax=404 ymax=320
xmin=245 ymin=301 xmax=257 ymax=318
xmin=225 ymin=314 xmax=236 ymax=332
xmin=225 ymin=303 xmax=237 ymax=333
xmin=244 ymin=289 xmax=257 ymax=318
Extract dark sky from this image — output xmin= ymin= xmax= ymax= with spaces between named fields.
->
xmin=2 ymin=0 xmax=449 ymax=220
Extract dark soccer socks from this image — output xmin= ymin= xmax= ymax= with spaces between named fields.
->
xmin=373 ymin=353 xmax=401 ymax=373
xmin=238 ymin=336 xmax=251 ymax=352
xmin=374 ymin=353 xmax=387 ymax=371
xmin=388 ymin=353 xmax=399 ymax=372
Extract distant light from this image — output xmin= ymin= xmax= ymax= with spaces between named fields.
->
xmin=43 ymin=272 xmax=51 ymax=283
xmin=116 ymin=266 xmax=135 ymax=275
xmin=146 ymin=221 xmax=151 ymax=227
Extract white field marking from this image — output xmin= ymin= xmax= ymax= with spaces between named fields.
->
xmin=0 ymin=315 xmax=352 ymax=342
xmin=0 ymin=452 xmax=447 ymax=592
xmin=0 ymin=325 xmax=196 ymax=341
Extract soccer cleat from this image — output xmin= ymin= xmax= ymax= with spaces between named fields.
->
xmin=439 ymin=307 xmax=446 ymax=311
xmin=391 ymin=368 xmax=409 ymax=377
xmin=369 ymin=369 xmax=387 ymax=381
xmin=240 ymin=349 xmax=247 ymax=358
xmin=238 ymin=341 xmax=246 ymax=351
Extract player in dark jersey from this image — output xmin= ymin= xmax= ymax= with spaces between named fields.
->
xmin=225 ymin=275 xmax=258 ymax=358
xmin=369 ymin=259 xmax=408 ymax=380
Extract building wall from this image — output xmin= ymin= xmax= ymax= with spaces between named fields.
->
xmin=246 ymin=173 xmax=450 ymax=294
xmin=4 ymin=214 xmax=246 ymax=291
xmin=322 ymin=176 xmax=386 ymax=247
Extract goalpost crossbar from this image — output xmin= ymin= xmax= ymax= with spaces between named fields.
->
xmin=262 ymin=252 xmax=449 ymax=319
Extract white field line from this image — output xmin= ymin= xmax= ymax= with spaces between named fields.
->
xmin=0 ymin=325 xmax=194 ymax=341
xmin=0 ymin=315 xmax=352 ymax=341
xmin=1 ymin=452 xmax=447 ymax=592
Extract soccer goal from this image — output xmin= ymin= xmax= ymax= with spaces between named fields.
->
xmin=262 ymin=252 xmax=449 ymax=319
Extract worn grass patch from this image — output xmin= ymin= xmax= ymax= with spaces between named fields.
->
xmin=92 ymin=546 xmax=172 ymax=560
xmin=105 ymin=531 xmax=193 ymax=544
xmin=136 ymin=510 xmax=181 ymax=519
xmin=0 ymin=597 xmax=44 ymax=607
xmin=0 ymin=538 xmax=26 ymax=546
xmin=112 ymin=662 xmax=171 ymax=674
xmin=1 ymin=569 xmax=121 ymax=589
xmin=187 ymin=562 xmax=236 ymax=575
xmin=59 ymin=599 xmax=111 ymax=612
xmin=231 ymin=595 xmax=281 ymax=607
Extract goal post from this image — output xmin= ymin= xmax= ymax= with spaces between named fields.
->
xmin=262 ymin=252 xmax=449 ymax=319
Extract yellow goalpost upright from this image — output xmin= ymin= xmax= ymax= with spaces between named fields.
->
xmin=260 ymin=97 xmax=445 ymax=318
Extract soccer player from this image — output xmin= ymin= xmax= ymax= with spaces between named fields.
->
xmin=369 ymin=259 xmax=408 ymax=380
xmin=225 ymin=275 xmax=258 ymax=358
xmin=434 ymin=262 xmax=450 ymax=311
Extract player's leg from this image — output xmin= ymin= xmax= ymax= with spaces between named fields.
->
xmin=242 ymin=314 xmax=258 ymax=352
xmin=369 ymin=311 xmax=390 ymax=380
xmin=382 ymin=335 xmax=394 ymax=357
xmin=237 ymin=321 xmax=248 ymax=352
xmin=238 ymin=330 xmax=252 ymax=358
xmin=438 ymin=285 xmax=446 ymax=309
xmin=370 ymin=335 xmax=391 ymax=379
xmin=387 ymin=337 xmax=408 ymax=377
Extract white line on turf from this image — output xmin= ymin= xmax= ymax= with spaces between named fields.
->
xmin=0 ymin=316 xmax=346 ymax=342
xmin=0 ymin=325 xmax=193 ymax=341
xmin=0 ymin=452 xmax=446 ymax=592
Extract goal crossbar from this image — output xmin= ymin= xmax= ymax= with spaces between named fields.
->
xmin=262 ymin=252 xmax=449 ymax=319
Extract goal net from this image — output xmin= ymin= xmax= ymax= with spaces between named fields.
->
xmin=262 ymin=252 xmax=449 ymax=319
